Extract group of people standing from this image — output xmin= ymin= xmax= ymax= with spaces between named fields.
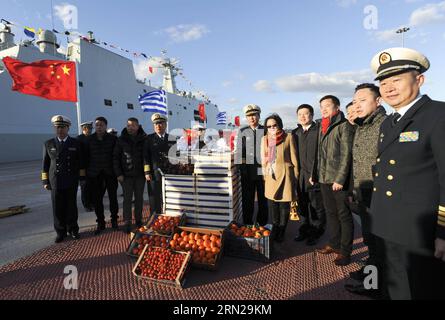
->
xmin=42 ymin=113 xmax=174 ymax=241
xmin=234 ymin=47 xmax=445 ymax=300
xmin=41 ymin=46 xmax=445 ymax=300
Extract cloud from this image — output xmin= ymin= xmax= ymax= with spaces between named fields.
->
xmin=161 ymin=24 xmax=210 ymax=43
xmin=222 ymin=81 xmax=233 ymax=88
xmin=227 ymin=98 xmax=239 ymax=105
xmin=374 ymin=28 xmax=401 ymax=43
xmin=133 ymin=59 xmax=160 ymax=82
xmin=253 ymin=80 xmax=275 ymax=93
xmin=409 ymin=1 xmax=445 ymax=26
xmin=274 ymin=69 xmax=374 ymax=97
xmin=336 ymin=0 xmax=357 ymax=8
xmin=53 ymin=3 xmax=78 ymax=30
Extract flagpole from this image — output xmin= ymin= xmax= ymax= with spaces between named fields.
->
xmin=75 ymin=61 xmax=82 ymax=135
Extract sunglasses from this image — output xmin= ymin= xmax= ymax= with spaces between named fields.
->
xmin=267 ymin=124 xmax=278 ymax=129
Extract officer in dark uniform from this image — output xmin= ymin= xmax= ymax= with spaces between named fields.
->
xmin=144 ymin=113 xmax=176 ymax=215
xmin=370 ymin=48 xmax=445 ymax=299
xmin=78 ymin=121 xmax=94 ymax=211
xmin=42 ymin=115 xmax=86 ymax=243
xmin=235 ymin=104 xmax=268 ymax=226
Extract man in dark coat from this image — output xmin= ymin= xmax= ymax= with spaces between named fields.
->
xmin=313 ymin=95 xmax=355 ymax=266
xmin=42 ymin=115 xmax=86 ymax=243
xmin=234 ymin=104 xmax=268 ymax=226
xmin=113 ymin=118 xmax=147 ymax=233
xmin=77 ymin=121 xmax=94 ymax=211
xmin=85 ymin=117 xmax=119 ymax=235
xmin=144 ymin=113 xmax=176 ymax=216
xmin=292 ymin=104 xmax=326 ymax=246
xmin=370 ymin=47 xmax=445 ymax=300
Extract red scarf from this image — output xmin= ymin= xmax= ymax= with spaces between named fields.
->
xmin=266 ymin=130 xmax=285 ymax=164
xmin=321 ymin=110 xmax=339 ymax=135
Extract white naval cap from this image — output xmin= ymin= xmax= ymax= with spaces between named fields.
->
xmin=192 ymin=123 xmax=205 ymax=130
xmin=371 ymin=47 xmax=430 ymax=81
xmin=151 ymin=113 xmax=168 ymax=124
xmin=80 ymin=121 xmax=93 ymax=128
xmin=243 ymin=104 xmax=261 ymax=116
xmin=51 ymin=115 xmax=72 ymax=127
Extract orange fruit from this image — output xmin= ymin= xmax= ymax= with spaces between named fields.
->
xmin=263 ymin=231 xmax=271 ymax=237
xmin=189 ymin=239 xmax=195 ymax=245
xmin=170 ymin=240 xmax=177 ymax=248
xmin=183 ymin=236 xmax=189 ymax=243
xmin=210 ymin=235 xmax=218 ymax=242
xmin=194 ymin=234 xmax=201 ymax=241
xmin=188 ymin=233 xmax=195 ymax=240
xmin=204 ymin=240 xmax=211 ymax=248
xmin=181 ymin=231 xmax=188 ymax=238
xmin=199 ymin=245 xmax=206 ymax=251
xmin=202 ymin=234 xmax=210 ymax=241
xmin=196 ymin=239 xmax=203 ymax=246
xmin=173 ymin=234 xmax=180 ymax=241
xmin=179 ymin=241 xmax=187 ymax=249
xmin=211 ymin=247 xmax=220 ymax=254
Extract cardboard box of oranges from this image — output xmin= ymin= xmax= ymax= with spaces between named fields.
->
xmin=224 ymin=222 xmax=273 ymax=262
xmin=170 ymin=226 xmax=224 ymax=271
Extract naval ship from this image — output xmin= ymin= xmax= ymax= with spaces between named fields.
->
xmin=0 ymin=24 xmax=225 ymax=163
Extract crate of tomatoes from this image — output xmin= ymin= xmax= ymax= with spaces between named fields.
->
xmin=145 ymin=213 xmax=186 ymax=235
xmin=224 ymin=222 xmax=273 ymax=262
xmin=126 ymin=232 xmax=171 ymax=258
xmin=170 ymin=227 xmax=224 ymax=271
xmin=132 ymin=246 xmax=191 ymax=289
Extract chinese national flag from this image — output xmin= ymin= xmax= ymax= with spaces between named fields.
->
xmin=235 ymin=116 xmax=241 ymax=127
xmin=198 ymin=103 xmax=206 ymax=121
xmin=2 ymin=57 xmax=78 ymax=102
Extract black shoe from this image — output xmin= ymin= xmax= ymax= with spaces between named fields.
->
xmin=350 ymin=267 xmax=366 ymax=281
xmin=70 ymin=231 xmax=80 ymax=240
xmin=345 ymin=283 xmax=382 ymax=299
xmin=111 ymin=219 xmax=119 ymax=230
xmin=94 ymin=222 xmax=106 ymax=235
xmin=275 ymin=227 xmax=285 ymax=243
xmin=306 ymin=236 xmax=319 ymax=246
xmin=124 ymin=224 xmax=132 ymax=234
xmin=55 ymin=234 xmax=66 ymax=243
xmin=294 ymin=234 xmax=307 ymax=242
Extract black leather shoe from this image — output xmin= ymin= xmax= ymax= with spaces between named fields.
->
xmin=345 ymin=283 xmax=382 ymax=299
xmin=70 ymin=231 xmax=80 ymax=240
xmin=294 ymin=234 xmax=307 ymax=242
xmin=350 ymin=267 xmax=366 ymax=281
xmin=306 ymin=236 xmax=319 ymax=246
xmin=55 ymin=234 xmax=65 ymax=243
xmin=111 ymin=219 xmax=119 ymax=230
xmin=94 ymin=222 xmax=106 ymax=235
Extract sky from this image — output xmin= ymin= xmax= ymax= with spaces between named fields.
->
xmin=3 ymin=0 xmax=445 ymax=127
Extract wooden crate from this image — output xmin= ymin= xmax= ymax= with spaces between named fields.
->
xmin=172 ymin=226 xmax=225 ymax=271
xmin=145 ymin=213 xmax=186 ymax=236
xmin=132 ymin=246 xmax=191 ymax=289
xmin=192 ymin=153 xmax=238 ymax=176
xmin=126 ymin=232 xmax=171 ymax=258
xmin=224 ymin=223 xmax=273 ymax=263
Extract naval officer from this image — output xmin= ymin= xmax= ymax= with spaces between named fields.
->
xmin=144 ymin=113 xmax=176 ymax=215
xmin=234 ymin=104 xmax=268 ymax=226
xmin=42 ymin=116 xmax=86 ymax=243
xmin=370 ymin=47 xmax=445 ymax=299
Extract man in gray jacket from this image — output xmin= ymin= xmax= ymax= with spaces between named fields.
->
xmin=345 ymin=83 xmax=387 ymax=297
xmin=313 ymin=95 xmax=355 ymax=266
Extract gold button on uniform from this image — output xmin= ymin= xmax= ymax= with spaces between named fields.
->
xmin=388 ymin=175 xmax=394 ymax=181
xmin=390 ymin=160 xmax=396 ymax=165
xmin=374 ymin=188 xmax=377 ymax=192
xmin=377 ymin=158 xmax=381 ymax=163
xmin=375 ymin=173 xmax=379 ymax=177
xmin=386 ymin=191 xmax=393 ymax=197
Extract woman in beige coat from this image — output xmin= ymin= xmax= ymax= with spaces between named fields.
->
xmin=261 ymin=114 xmax=299 ymax=242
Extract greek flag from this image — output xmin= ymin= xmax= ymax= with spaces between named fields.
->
xmin=139 ymin=90 xmax=168 ymax=115
xmin=216 ymin=112 xmax=227 ymax=125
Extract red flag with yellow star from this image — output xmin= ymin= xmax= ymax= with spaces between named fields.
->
xmin=2 ymin=57 xmax=78 ymax=102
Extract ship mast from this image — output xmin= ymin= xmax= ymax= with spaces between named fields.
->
xmin=160 ymin=49 xmax=180 ymax=94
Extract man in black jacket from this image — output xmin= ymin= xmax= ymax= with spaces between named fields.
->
xmin=144 ymin=113 xmax=176 ymax=215
xmin=369 ymin=47 xmax=445 ymax=299
xmin=85 ymin=117 xmax=119 ymax=235
xmin=42 ymin=115 xmax=86 ymax=243
xmin=77 ymin=121 xmax=94 ymax=212
xmin=113 ymin=118 xmax=147 ymax=233
xmin=293 ymin=104 xmax=326 ymax=246
xmin=234 ymin=104 xmax=268 ymax=226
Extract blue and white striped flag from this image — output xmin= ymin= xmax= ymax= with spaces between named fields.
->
xmin=139 ymin=90 xmax=168 ymax=115
xmin=216 ymin=112 xmax=227 ymax=125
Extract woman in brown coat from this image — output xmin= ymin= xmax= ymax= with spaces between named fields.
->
xmin=261 ymin=114 xmax=299 ymax=242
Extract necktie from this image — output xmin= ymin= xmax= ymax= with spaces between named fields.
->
xmin=392 ymin=113 xmax=401 ymax=126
